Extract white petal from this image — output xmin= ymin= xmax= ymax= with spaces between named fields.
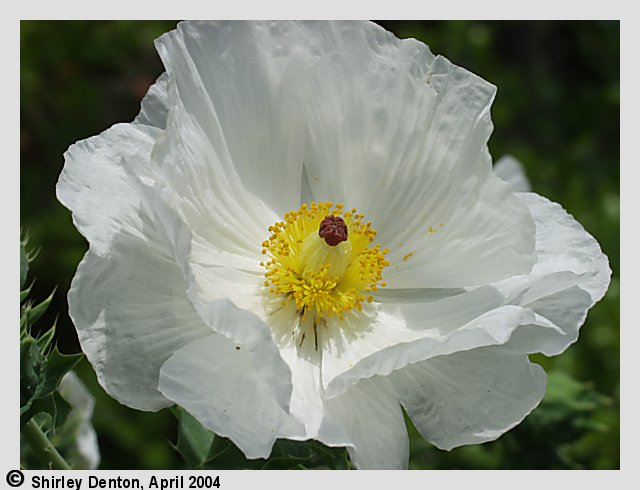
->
xmin=505 ymin=285 xmax=593 ymax=355
xmin=320 ymin=193 xmax=610 ymax=397
xmin=186 ymin=258 xmax=265 ymax=312
xmin=141 ymin=172 xmax=268 ymax=312
xmin=158 ymin=331 xmax=304 ymax=460
xmin=58 ymin=372 xmax=100 ymax=470
xmin=59 ymin=122 xmax=212 ymax=411
xmin=154 ymin=21 xmax=309 ymax=219
xmin=277 ymin=342 xmax=326 ymax=439
xmin=133 ymin=72 xmax=170 ymax=129
xmin=59 ymin=372 xmax=94 ymax=414
xmin=57 ymin=123 xmax=161 ymax=256
xmin=159 ymin=191 xmax=329 ymax=439
xmin=388 ymin=346 xmax=546 ymax=450
xmin=219 ymin=296 xmax=345 ymax=444
xmin=519 ymin=193 xmax=610 ymax=303
xmin=69 ymin=237 xmax=211 ymax=411
xmin=225 ymin=294 xmax=331 ymax=440
xmin=494 ymin=193 xmax=611 ymax=355
xmin=318 ymin=377 xmax=408 ymax=469
xmin=323 ymin=286 xmax=518 ymax=397
xmin=301 ymin=21 xmax=535 ymax=288
xmin=494 ymin=154 xmax=531 ymax=192
xmin=187 ymin=299 xmax=294 ymax=411
xmin=380 ymin=157 xmax=535 ymax=289
xmin=149 ymin=92 xmax=273 ymax=272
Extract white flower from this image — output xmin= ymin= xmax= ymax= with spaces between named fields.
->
xmin=57 ymin=21 xmax=610 ymax=469
xmin=20 ymin=372 xmax=100 ymax=469
xmin=494 ymin=155 xmax=531 ymax=192
xmin=57 ymin=372 xmax=101 ymax=469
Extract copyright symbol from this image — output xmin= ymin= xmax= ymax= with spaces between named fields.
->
xmin=6 ymin=470 xmax=24 ymax=487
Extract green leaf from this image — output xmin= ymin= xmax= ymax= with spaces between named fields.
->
xmin=18 ymin=234 xmax=80 ymax=439
xmin=20 ymin=339 xmax=82 ymax=428
xmin=21 ymin=337 xmax=45 ymax=412
xmin=205 ymin=433 xmax=232 ymax=461
xmin=36 ymin=322 xmax=57 ymax=354
xmin=173 ymin=407 xmax=215 ymax=467
xmin=260 ymin=456 xmax=310 ymax=470
xmin=202 ymin=436 xmax=263 ymax=470
xmin=26 ymin=289 xmax=56 ymax=326
xmin=21 ymin=282 xmax=34 ymax=303
xmin=172 ymin=409 xmax=269 ymax=469
xmin=40 ymin=348 xmax=83 ymax=396
xmin=310 ymin=443 xmax=339 ymax=469
xmin=309 ymin=442 xmax=351 ymax=470
xmin=21 ymin=392 xmax=72 ymax=431
xmin=273 ymin=439 xmax=311 ymax=459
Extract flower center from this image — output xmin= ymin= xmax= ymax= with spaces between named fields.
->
xmin=261 ymin=202 xmax=389 ymax=321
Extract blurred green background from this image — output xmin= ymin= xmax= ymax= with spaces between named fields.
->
xmin=20 ymin=21 xmax=619 ymax=469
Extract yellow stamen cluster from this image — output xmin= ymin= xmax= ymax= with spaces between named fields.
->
xmin=261 ymin=202 xmax=389 ymax=320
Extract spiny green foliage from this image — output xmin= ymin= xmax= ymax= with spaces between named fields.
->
xmin=20 ymin=237 xmax=83 ymax=432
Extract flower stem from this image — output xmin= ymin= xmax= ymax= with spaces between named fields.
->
xmin=22 ymin=418 xmax=71 ymax=470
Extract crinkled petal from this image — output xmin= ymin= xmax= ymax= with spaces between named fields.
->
xmin=256 ymin=298 xmax=342 ymax=441
xmin=58 ymin=372 xmax=101 ymax=470
xmin=58 ymin=123 xmax=212 ymax=411
xmin=187 ymin=299 xmax=295 ymax=411
xmin=322 ymin=192 xmax=610 ymax=395
xmin=301 ymin=21 xmax=534 ymax=288
xmin=58 ymin=372 xmax=95 ymax=415
xmin=388 ymin=346 xmax=546 ymax=450
xmin=517 ymin=193 xmax=610 ymax=304
xmin=140 ymin=190 xmax=300 ymax=423
xmin=186 ymin=258 xmax=265 ymax=312
xmin=248 ymin=301 xmax=351 ymax=444
xmin=69 ymin=238 xmax=211 ymax=411
xmin=274 ymin=338 xmax=327 ymax=439
xmin=57 ymin=123 xmax=162 ymax=256
xmin=322 ymin=286 xmax=514 ymax=397
xmin=154 ymin=20 xmax=309 ymax=228
xmin=494 ymin=192 xmax=611 ymax=355
xmin=318 ymin=377 xmax=409 ymax=469
xmin=158 ymin=317 xmax=305 ymax=459
xmin=505 ymin=284 xmax=594 ymax=355
xmin=133 ymin=72 xmax=170 ymax=129
xmin=150 ymin=198 xmax=314 ymax=444
xmin=145 ymin=176 xmax=316 ymax=444
xmin=149 ymin=90 xmax=273 ymax=272
xmin=494 ymin=155 xmax=531 ymax=192
xmin=319 ymin=191 xmax=609 ymax=442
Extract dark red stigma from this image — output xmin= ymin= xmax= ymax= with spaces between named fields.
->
xmin=319 ymin=215 xmax=348 ymax=246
